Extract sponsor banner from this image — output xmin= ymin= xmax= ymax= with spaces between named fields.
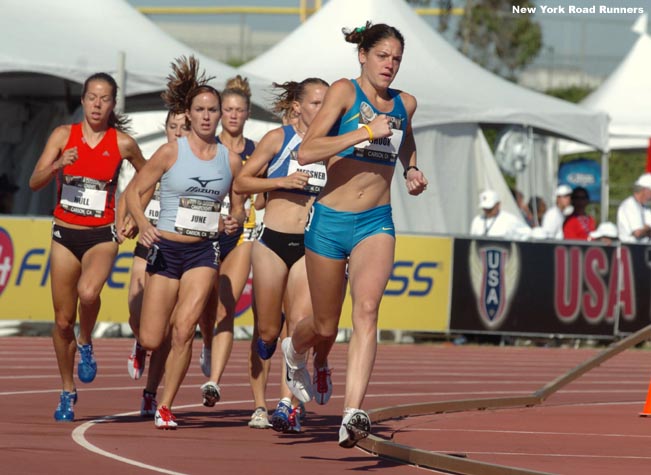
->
xmin=0 ymin=217 xmax=255 ymax=325
xmin=338 ymin=234 xmax=452 ymax=332
xmin=558 ymin=158 xmax=601 ymax=202
xmin=1 ymin=217 xmax=451 ymax=331
xmin=450 ymin=237 xmax=650 ymax=336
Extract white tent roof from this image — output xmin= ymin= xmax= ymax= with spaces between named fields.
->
xmin=0 ymin=0 xmax=272 ymax=113
xmin=240 ymin=0 xmax=608 ymax=150
xmin=582 ymin=32 xmax=651 ymax=147
xmin=559 ymin=20 xmax=651 ymax=155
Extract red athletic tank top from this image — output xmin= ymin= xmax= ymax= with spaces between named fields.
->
xmin=53 ymin=123 xmax=123 ymax=226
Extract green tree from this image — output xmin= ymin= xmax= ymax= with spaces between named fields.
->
xmin=545 ymin=85 xmax=593 ymax=104
xmin=446 ymin=0 xmax=542 ymax=80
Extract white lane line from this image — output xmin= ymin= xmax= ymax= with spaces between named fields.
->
xmin=71 ymin=399 xmax=254 ymax=475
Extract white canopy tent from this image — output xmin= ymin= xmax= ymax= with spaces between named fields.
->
xmin=239 ymin=0 xmax=609 ymax=234
xmin=561 ymin=15 xmax=651 ymax=154
xmin=0 ymin=0 xmax=275 ymax=215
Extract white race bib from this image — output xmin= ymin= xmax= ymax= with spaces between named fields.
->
xmin=60 ymin=176 xmax=108 ymax=217
xmin=288 ymin=151 xmax=327 ymax=194
xmin=174 ymin=197 xmax=221 ymax=238
xmin=144 ymin=187 xmax=161 ymax=225
xmin=353 ymin=124 xmax=403 ymax=165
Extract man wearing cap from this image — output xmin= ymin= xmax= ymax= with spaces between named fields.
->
xmin=617 ymin=173 xmax=651 ymax=243
xmin=470 ymin=189 xmax=530 ymax=239
xmin=588 ymin=222 xmax=618 ymax=245
xmin=540 ymin=184 xmax=573 ymax=240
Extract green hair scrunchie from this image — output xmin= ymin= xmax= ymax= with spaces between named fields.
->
xmin=355 ymin=26 xmax=366 ymax=33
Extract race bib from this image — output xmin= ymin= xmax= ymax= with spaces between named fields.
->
xmin=60 ymin=175 xmax=108 ymax=217
xmin=144 ymin=187 xmax=161 ymax=225
xmin=220 ymin=195 xmax=232 ymax=218
xmin=174 ymin=197 xmax=221 ymax=238
xmin=288 ymin=151 xmax=327 ymax=194
xmin=354 ymin=125 xmax=403 ymax=165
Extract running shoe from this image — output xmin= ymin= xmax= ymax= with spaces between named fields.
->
xmin=77 ymin=343 xmax=97 ymax=383
xmin=313 ymin=361 xmax=332 ymax=405
xmin=287 ymin=405 xmax=302 ymax=433
xmin=154 ymin=405 xmax=177 ymax=429
xmin=281 ymin=337 xmax=313 ymax=403
xmin=199 ymin=345 xmax=211 ymax=378
xmin=53 ymin=390 xmax=77 ymax=422
xmin=338 ymin=409 xmax=371 ymax=448
xmin=248 ymin=407 xmax=271 ymax=429
xmin=200 ymin=381 xmax=221 ymax=407
xmin=127 ymin=341 xmax=147 ymax=380
xmin=141 ymin=390 xmax=157 ymax=417
xmin=270 ymin=399 xmax=291 ymax=433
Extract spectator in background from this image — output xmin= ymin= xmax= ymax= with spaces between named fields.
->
xmin=541 ymin=184 xmax=573 ymax=239
xmin=563 ymin=186 xmax=595 ymax=241
xmin=528 ymin=195 xmax=546 ymax=227
xmin=470 ymin=189 xmax=531 ymax=239
xmin=511 ymin=187 xmax=533 ymax=226
xmin=0 ymin=174 xmax=19 ymax=214
xmin=616 ymin=173 xmax=651 ymax=243
xmin=588 ymin=221 xmax=618 ymax=245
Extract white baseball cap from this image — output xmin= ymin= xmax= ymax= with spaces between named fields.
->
xmin=635 ymin=173 xmax=651 ymax=189
xmin=555 ymin=184 xmax=572 ymax=197
xmin=479 ymin=189 xmax=500 ymax=209
xmin=589 ymin=222 xmax=618 ymax=240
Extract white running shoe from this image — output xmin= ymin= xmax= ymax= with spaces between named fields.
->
xmin=338 ymin=409 xmax=371 ymax=448
xmin=154 ymin=406 xmax=178 ymax=430
xmin=248 ymin=407 xmax=271 ymax=429
xmin=199 ymin=345 xmax=211 ymax=378
xmin=313 ymin=361 xmax=332 ymax=405
xmin=127 ymin=341 xmax=147 ymax=380
xmin=200 ymin=381 xmax=221 ymax=407
xmin=281 ymin=337 xmax=313 ymax=403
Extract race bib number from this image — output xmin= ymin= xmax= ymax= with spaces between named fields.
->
xmin=174 ymin=197 xmax=221 ymax=238
xmin=288 ymin=151 xmax=327 ymax=194
xmin=144 ymin=187 xmax=161 ymax=225
xmin=354 ymin=125 xmax=403 ymax=165
xmin=60 ymin=175 xmax=108 ymax=217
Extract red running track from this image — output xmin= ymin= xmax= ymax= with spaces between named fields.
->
xmin=1 ymin=337 xmax=651 ymax=474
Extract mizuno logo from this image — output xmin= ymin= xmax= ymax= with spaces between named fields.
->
xmin=190 ymin=177 xmax=222 ymax=188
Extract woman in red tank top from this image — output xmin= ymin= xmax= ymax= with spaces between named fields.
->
xmin=28 ymin=72 xmax=146 ymax=422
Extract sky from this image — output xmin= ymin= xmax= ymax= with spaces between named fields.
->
xmin=126 ymin=0 xmax=648 ymax=78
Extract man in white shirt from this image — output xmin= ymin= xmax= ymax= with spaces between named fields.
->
xmin=617 ymin=173 xmax=651 ymax=243
xmin=470 ymin=189 xmax=530 ymax=239
xmin=541 ymin=184 xmax=573 ymax=240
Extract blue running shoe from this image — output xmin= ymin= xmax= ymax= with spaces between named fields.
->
xmin=54 ymin=390 xmax=78 ymax=422
xmin=77 ymin=343 xmax=97 ymax=383
xmin=271 ymin=399 xmax=291 ymax=432
xmin=256 ymin=337 xmax=277 ymax=360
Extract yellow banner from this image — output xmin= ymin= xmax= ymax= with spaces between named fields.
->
xmin=0 ymin=218 xmax=450 ymax=332
xmin=339 ymin=234 xmax=452 ymax=331
xmin=0 ymin=217 xmax=256 ymax=325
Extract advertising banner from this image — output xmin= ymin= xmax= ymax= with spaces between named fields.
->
xmin=0 ymin=217 xmax=256 ymax=325
xmin=0 ymin=218 xmax=451 ymax=332
xmin=450 ymin=237 xmax=650 ymax=336
xmin=338 ymin=234 xmax=452 ymax=332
